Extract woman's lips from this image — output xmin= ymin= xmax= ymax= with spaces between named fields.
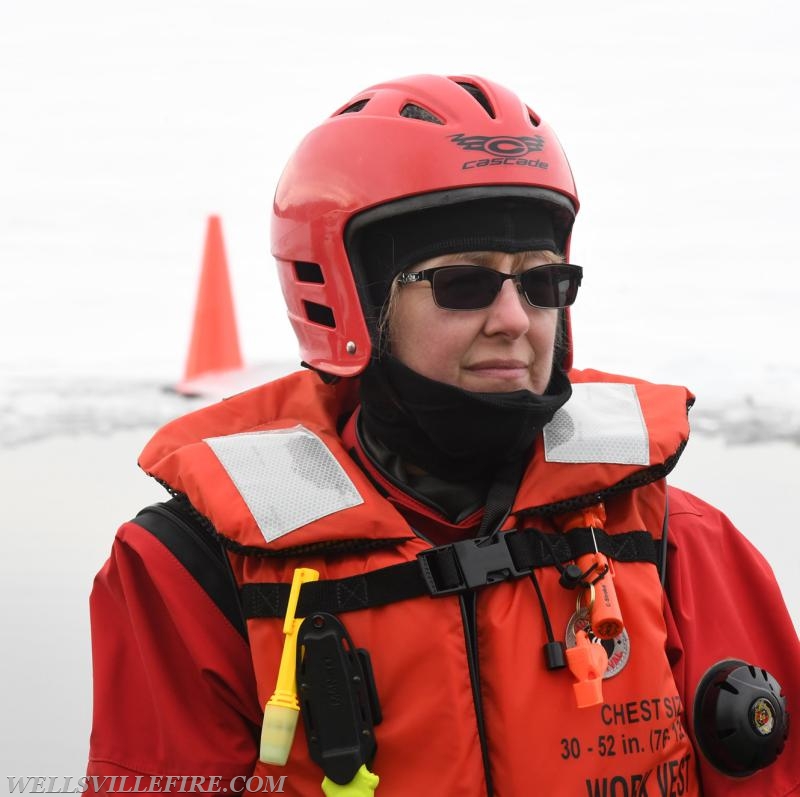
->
xmin=465 ymin=360 xmax=530 ymax=380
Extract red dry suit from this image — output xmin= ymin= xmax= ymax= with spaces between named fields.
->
xmin=87 ymin=368 xmax=800 ymax=796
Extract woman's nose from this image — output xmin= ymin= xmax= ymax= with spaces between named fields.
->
xmin=482 ymin=278 xmax=530 ymax=337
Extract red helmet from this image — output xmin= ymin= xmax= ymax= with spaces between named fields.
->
xmin=271 ymin=74 xmax=580 ymax=377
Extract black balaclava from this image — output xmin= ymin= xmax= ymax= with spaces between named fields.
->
xmin=360 ymin=357 xmax=571 ymax=482
xmin=349 ymin=197 xmax=574 ymax=484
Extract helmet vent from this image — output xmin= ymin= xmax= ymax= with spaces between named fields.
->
xmin=294 ymin=261 xmax=325 ymax=284
xmin=303 ymin=300 xmax=336 ymax=328
xmin=400 ymin=103 xmax=444 ymax=124
xmin=339 ymin=99 xmax=370 ymax=114
xmin=455 ymin=82 xmax=495 ymax=119
xmin=527 ymin=107 xmax=541 ymax=127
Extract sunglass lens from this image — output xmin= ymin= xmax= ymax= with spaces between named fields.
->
xmin=432 ymin=266 xmax=500 ymax=310
xmin=521 ymin=265 xmax=580 ymax=308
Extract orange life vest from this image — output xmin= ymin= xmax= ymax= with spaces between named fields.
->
xmin=140 ymin=367 xmax=700 ymax=797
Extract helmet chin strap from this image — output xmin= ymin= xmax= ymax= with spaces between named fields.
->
xmin=358 ymin=355 xmax=572 ymax=484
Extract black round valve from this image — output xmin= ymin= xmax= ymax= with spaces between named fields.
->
xmin=693 ymin=659 xmax=789 ymax=777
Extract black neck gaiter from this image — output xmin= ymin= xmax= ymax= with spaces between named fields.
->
xmin=359 ymin=356 xmax=572 ymax=482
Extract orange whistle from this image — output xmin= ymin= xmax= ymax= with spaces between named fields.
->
xmin=575 ymin=551 xmax=623 ymax=640
xmin=565 ymin=629 xmax=608 ymax=708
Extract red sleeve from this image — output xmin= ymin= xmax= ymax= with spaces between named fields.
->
xmin=664 ymin=486 xmax=800 ymax=796
xmin=87 ymin=520 xmax=261 ymax=792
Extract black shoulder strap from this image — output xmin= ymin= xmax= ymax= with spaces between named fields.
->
xmin=657 ymin=489 xmax=670 ymax=587
xmin=133 ymin=499 xmax=248 ymax=640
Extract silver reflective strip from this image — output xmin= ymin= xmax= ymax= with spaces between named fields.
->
xmin=544 ymin=383 xmax=649 ymax=465
xmin=204 ymin=425 xmax=364 ymax=542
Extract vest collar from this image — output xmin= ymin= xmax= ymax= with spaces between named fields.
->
xmin=139 ymin=369 xmax=693 ymax=553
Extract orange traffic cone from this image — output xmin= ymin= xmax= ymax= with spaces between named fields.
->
xmin=180 ymin=215 xmax=243 ymax=389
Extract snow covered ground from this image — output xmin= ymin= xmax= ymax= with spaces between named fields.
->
xmin=4 ymin=366 xmax=800 ymax=450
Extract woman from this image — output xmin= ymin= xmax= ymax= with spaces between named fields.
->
xmin=88 ymin=74 xmax=799 ymax=796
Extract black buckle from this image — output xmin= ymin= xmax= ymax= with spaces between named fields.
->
xmin=417 ymin=533 xmax=527 ymax=597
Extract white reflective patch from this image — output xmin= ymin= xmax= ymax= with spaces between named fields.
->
xmin=544 ymin=383 xmax=649 ymax=465
xmin=204 ymin=425 xmax=364 ymax=542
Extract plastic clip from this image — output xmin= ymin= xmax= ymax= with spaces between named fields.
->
xmin=418 ymin=533 xmax=526 ymax=596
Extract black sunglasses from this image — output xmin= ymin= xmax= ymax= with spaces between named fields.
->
xmin=396 ymin=263 xmax=583 ymax=310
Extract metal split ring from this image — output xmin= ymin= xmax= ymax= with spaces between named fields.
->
xmin=576 ymin=582 xmax=596 ymax=615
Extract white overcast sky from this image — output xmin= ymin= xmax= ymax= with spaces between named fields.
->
xmin=1 ymin=0 xmax=798 ymax=401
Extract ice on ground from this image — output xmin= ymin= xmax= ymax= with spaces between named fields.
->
xmin=3 ymin=366 xmax=800 ymax=450
xmin=0 ymin=363 xmax=295 ymax=448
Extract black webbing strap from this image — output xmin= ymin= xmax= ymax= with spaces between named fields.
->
xmin=240 ymin=526 xmax=658 ymax=620
xmin=134 ymin=499 xmax=248 ymax=640
xmin=475 ymin=456 xmax=527 ymax=538
xmin=658 ymin=489 xmax=670 ymax=587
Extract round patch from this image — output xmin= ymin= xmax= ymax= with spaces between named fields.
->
xmin=750 ymin=697 xmax=776 ymax=736
xmin=566 ymin=609 xmax=630 ymax=679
